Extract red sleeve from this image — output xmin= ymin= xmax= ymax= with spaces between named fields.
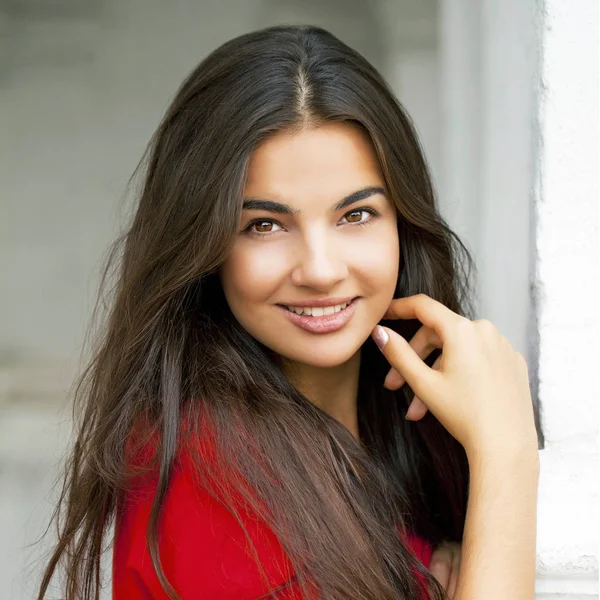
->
xmin=112 ymin=453 xmax=303 ymax=599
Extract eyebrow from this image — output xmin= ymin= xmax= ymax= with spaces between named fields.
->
xmin=241 ymin=186 xmax=386 ymax=215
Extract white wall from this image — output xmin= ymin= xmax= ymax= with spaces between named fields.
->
xmin=534 ymin=0 xmax=599 ymax=597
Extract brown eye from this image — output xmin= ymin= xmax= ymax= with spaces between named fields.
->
xmin=243 ymin=219 xmax=283 ymax=236
xmin=339 ymin=207 xmax=380 ymax=227
xmin=254 ymin=221 xmax=273 ymax=233
xmin=345 ymin=210 xmax=363 ymax=223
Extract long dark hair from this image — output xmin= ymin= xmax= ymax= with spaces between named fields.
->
xmin=37 ymin=24 xmax=475 ymax=600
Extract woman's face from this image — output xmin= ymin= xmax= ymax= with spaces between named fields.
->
xmin=220 ymin=122 xmax=400 ymax=368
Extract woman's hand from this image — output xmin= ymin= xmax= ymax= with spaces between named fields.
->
xmin=371 ymin=294 xmax=538 ymax=460
xmin=429 ymin=542 xmax=461 ymax=599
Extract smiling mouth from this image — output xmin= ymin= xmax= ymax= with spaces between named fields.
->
xmin=275 ymin=297 xmax=360 ymax=334
xmin=277 ymin=297 xmax=359 ymax=317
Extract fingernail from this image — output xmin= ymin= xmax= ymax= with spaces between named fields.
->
xmin=372 ymin=325 xmax=389 ymax=350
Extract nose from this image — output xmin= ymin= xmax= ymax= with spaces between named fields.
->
xmin=290 ymin=229 xmax=348 ymax=291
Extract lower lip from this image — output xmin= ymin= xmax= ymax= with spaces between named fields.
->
xmin=276 ymin=298 xmax=360 ymax=334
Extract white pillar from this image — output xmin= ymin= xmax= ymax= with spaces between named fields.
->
xmin=534 ymin=0 xmax=599 ymax=596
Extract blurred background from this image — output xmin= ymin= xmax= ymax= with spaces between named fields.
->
xmin=0 ymin=1 xmax=597 ymax=599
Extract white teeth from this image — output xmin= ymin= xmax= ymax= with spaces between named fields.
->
xmin=285 ymin=299 xmax=353 ymax=316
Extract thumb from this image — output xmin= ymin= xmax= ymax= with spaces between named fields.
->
xmin=371 ymin=325 xmax=443 ymax=406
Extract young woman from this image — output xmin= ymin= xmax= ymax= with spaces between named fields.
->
xmin=36 ymin=25 xmax=540 ymax=600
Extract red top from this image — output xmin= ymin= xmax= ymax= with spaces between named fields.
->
xmin=112 ymin=427 xmax=434 ymax=599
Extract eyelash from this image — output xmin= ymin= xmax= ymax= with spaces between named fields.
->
xmin=242 ymin=207 xmax=381 ymax=239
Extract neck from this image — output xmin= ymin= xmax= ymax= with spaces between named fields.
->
xmin=282 ymin=350 xmax=362 ymax=441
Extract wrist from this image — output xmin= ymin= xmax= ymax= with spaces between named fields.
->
xmin=467 ymin=439 xmax=540 ymax=475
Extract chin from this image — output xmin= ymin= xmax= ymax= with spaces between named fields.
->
xmin=267 ymin=336 xmax=365 ymax=369
xmin=284 ymin=352 xmax=356 ymax=369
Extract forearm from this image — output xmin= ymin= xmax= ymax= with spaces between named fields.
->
xmin=454 ymin=445 xmax=540 ymax=600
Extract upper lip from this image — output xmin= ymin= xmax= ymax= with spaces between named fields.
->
xmin=277 ymin=296 xmax=358 ymax=308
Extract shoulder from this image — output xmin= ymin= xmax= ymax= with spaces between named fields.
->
xmin=113 ymin=420 xmax=301 ymax=599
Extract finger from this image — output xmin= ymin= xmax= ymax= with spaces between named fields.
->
xmin=384 ymin=367 xmax=405 ymax=390
xmin=405 ymin=396 xmax=429 ymax=421
xmin=372 ymin=326 xmax=444 ymax=404
xmin=383 ymin=294 xmax=464 ymax=341
xmin=405 ymin=356 xmax=441 ymax=421
xmin=384 ymin=325 xmax=442 ymax=389
xmin=429 ymin=545 xmax=452 ymax=591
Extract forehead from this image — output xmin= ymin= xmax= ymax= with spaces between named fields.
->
xmin=243 ymin=123 xmax=384 ymax=200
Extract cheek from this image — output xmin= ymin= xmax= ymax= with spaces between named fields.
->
xmin=221 ymin=244 xmax=287 ymax=309
xmin=349 ymin=225 xmax=400 ymax=294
